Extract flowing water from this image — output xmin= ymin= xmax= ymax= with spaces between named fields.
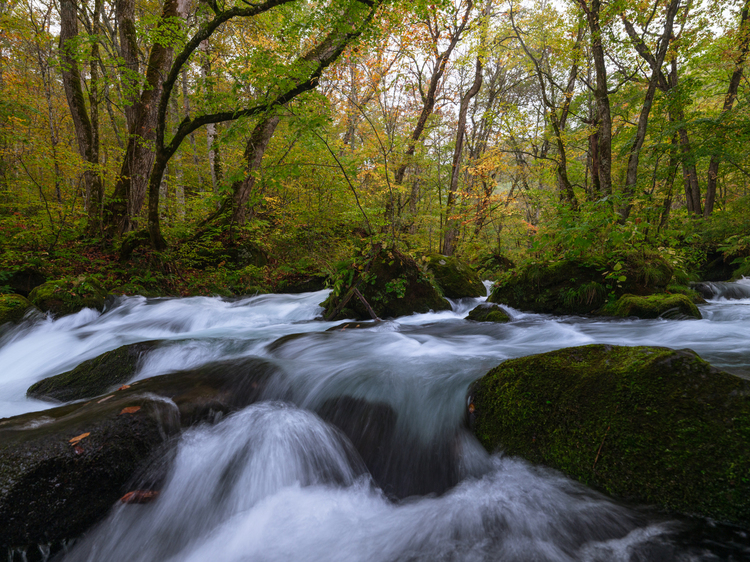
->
xmin=1 ymin=279 xmax=750 ymax=561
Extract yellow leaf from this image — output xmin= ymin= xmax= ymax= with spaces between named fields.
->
xmin=69 ymin=432 xmax=90 ymax=444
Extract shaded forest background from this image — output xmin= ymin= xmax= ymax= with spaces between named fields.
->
xmin=1 ymin=0 xmax=749 ymax=296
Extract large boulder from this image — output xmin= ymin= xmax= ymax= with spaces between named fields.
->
xmin=28 ymin=276 xmax=109 ymax=316
xmin=4 ymin=267 xmax=48 ymax=297
xmin=423 ymin=253 xmax=485 ymax=298
xmin=488 ymin=252 xmax=677 ymax=316
xmin=608 ymin=293 xmax=701 ymax=319
xmin=466 ymin=303 xmax=510 ymax=323
xmin=469 ymin=345 xmax=750 ymax=526
xmin=0 ymin=357 xmax=280 ymax=558
xmin=488 ymin=259 xmax=606 ymax=315
xmin=323 ymin=245 xmax=450 ymax=320
xmin=27 ymin=341 xmax=162 ymax=403
xmin=0 ymin=294 xmax=39 ymax=325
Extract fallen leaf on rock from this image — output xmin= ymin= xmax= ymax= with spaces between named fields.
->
xmin=97 ymin=395 xmax=114 ymax=403
xmin=73 ymin=445 xmax=84 ymax=455
xmin=69 ymin=432 xmax=90 ymax=444
xmin=120 ymin=406 xmax=141 ymax=415
xmin=120 ymin=490 xmax=160 ymax=504
xmin=118 ymin=385 xmax=131 ymax=391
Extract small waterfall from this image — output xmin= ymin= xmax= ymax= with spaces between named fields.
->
xmin=693 ymin=278 xmax=750 ymax=300
xmin=63 ymin=403 xmax=367 ymax=562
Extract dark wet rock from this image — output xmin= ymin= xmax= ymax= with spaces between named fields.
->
xmin=467 ymin=303 xmax=510 ymax=323
xmin=28 ymin=277 xmax=109 ymax=317
xmin=325 ymin=321 xmax=379 ymax=331
xmin=0 ymin=357 xmax=280 ymax=556
xmin=692 ymin=281 xmax=750 ymax=301
xmin=700 ymin=250 xmax=737 ymax=282
xmin=323 ymin=246 xmax=450 ymax=321
xmin=27 ymin=341 xmax=162 ymax=403
xmin=423 ymin=253 xmax=485 ymax=298
xmin=0 ymin=294 xmax=39 ymax=325
xmin=317 ymin=395 xmax=462 ymax=498
xmin=469 ymin=344 xmax=750 ymax=527
xmin=276 ymin=274 xmax=328 ymax=294
xmin=607 ymin=293 xmax=702 ymax=319
xmin=4 ymin=268 xmax=48 ymax=297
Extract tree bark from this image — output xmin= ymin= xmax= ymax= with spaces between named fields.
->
xmin=576 ymin=0 xmax=612 ymax=196
xmin=59 ymin=0 xmax=103 ymax=235
xmin=105 ymin=0 xmax=176 ymax=236
xmin=704 ymin=0 xmax=750 ymax=217
xmin=230 ymin=114 xmax=281 ymax=225
xmin=619 ymin=0 xmax=679 ymax=222
xmin=442 ymin=56 xmax=483 ymax=256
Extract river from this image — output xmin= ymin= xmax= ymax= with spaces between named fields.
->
xmin=1 ymin=280 xmax=749 ymax=561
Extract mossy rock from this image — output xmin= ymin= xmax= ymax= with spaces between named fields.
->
xmin=28 ymin=276 xmax=108 ymax=316
xmin=488 ymin=260 xmax=606 ymax=315
xmin=3 ymin=267 xmax=48 ymax=297
xmin=275 ymin=273 xmax=328 ymax=294
xmin=0 ymin=294 xmax=39 ymax=325
xmin=27 ymin=341 xmax=162 ymax=403
xmin=0 ymin=357 xmax=280 ymax=555
xmin=323 ymin=246 xmax=450 ymax=320
xmin=467 ymin=303 xmax=510 ymax=323
xmin=608 ymin=293 xmax=702 ymax=319
xmin=469 ymin=344 xmax=750 ymax=526
xmin=424 ymin=253 xmax=485 ymax=298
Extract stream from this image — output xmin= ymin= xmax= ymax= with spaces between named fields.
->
xmin=1 ymin=280 xmax=750 ymax=561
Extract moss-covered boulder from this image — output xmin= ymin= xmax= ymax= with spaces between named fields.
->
xmin=4 ymin=267 xmax=48 ymax=297
xmin=0 ymin=357 xmax=279 ymax=557
xmin=488 ymin=252 xmax=679 ymax=316
xmin=423 ymin=254 xmax=485 ymax=298
xmin=467 ymin=303 xmax=510 ymax=323
xmin=27 ymin=341 xmax=162 ymax=403
xmin=0 ymin=294 xmax=39 ymax=325
xmin=608 ymin=293 xmax=702 ymax=319
xmin=469 ymin=345 xmax=750 ymax=526
xmin=28 ymin=276 xmax=109 ymax=316
xmin=488 ymin=259 xmax=607 ymax=315
xmin=323 ymin=246 xmax=450 ymax=320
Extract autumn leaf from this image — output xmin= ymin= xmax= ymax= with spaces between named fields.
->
xmin=97 ymin=395 xmax=114 ymax=403
xmin=69 ymin=432 xmax=90 ymax=444
xmin=120 ymin=490 xmax=160 ymax=504
xmin=117 ymin=385 xmax=131 ymax=391
xmin=120 ymin=406 xmax=141 ymax=415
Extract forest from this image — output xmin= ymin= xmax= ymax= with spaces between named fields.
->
xmin=0 ymin=0 xmax=749 ymax=297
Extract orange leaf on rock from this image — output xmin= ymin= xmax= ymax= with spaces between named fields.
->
xmin=69 ymin=432 xmax=90 ymax=444
xmin=117 ymin=385 xmax=131 ymax=391
xmin=97 ymin=395 xmax=114 ymax=403
xmin=119 ymin=406 xmax=141 ymax=415
xmin=120 ymin=490 xmax=160 ymax=504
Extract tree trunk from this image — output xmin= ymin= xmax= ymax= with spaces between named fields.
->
xmin=59 ymin=0 xmax=103 ymax=235
xmin=576 ymin=0 xmax=612 ymax=196
xmin=105 ymin=0 xmax=176 ymax=236
xmin=619 ymin=0 xmax=679 ymax=223
xmin=230 ymin=114 xmax=281 ymax=225
xmin=704 ymin=0 xmax=750 ymax=217
xmin=443 ymin=57 xmax=483 ymax=256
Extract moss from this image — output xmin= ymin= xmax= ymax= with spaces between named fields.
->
xmin=467 ymin=303 xmax=510 ymax=323
xmin=423 ymin=254 xmax=485 ymax=298
xmin=0 ymin=294 xmax=38 ymax=325
xmin=27 ymin=341 xmax=161 ymax=402
xmin=469 ymin=344 xmax=750 ymax=526
xmin=488 ymin=260 xmax=605 ymax=315
xmin=666 ymin=284 xmax=706 ymax=304
xmin=28 ymin=276 xmax=108 ymax=316
xmin=607 ymin=293 xmax=702 ymax=319
xmin=323 ymin=246 xmax=450 ymax=320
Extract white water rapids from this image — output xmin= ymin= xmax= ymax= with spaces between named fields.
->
xmin=1 ymin=279 xmax=750 ymax=560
